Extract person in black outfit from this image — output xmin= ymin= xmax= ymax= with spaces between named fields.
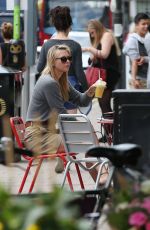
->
xmin=82 ymin=19 xmax=121 ymax=113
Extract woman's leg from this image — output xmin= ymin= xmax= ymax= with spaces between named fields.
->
xmin=85 ymin=131 xmax=108 ymax=185
xmin=85 ymin=161 xmax=108 ymax=185
xmin=98 ymin=88 xmax=112 ymax=114
xmin=44 ymin=132 xmax=65 ymax=173
xmin=24 ymin=125 xmax=65 ymax=173
xmin=98 ymin=89 xmax=113 ymax=142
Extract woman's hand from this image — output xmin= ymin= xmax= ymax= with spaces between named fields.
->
xmin=82 ymin=47 xmax=95 ymax=61
xmin=82 ymin=47 xmax=90 ymax=52
xmin=136 ymin=56 xmax=145 ymax=66
xmin=86 ymin=85 xmax=96 ymax=97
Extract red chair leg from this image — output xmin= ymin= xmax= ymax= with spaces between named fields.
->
xmin=71 ymin=155 xmax=84 ymax=189
xmin=29 ymin=158 xmax=44 ymax=193
xmin=18 ymin=158 xmax=34 ymax=193
xmin=66 ymin=171 xmax=74 ymax=191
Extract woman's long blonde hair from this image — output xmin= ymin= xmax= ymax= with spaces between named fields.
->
xmin=87 ymin=19 xmax=106 ymax=48
xmin=87 ymin=19 xmax=121 ymax=56
xmin=42 ymin=44 xmax=70 ymax=101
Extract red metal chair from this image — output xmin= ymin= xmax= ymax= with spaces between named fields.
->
xmin=10 ymin=116 xmax=81 ymax=193
xmin=97 ymin=112 xmax=114 ymax=146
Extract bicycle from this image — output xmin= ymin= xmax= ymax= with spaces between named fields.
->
xmin=74 ymin=142 xmax=143 ymax=230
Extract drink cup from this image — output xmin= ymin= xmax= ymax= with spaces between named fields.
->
xmin=95 ymin=84 xmax=105 ymax=98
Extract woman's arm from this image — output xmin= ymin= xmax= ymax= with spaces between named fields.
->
xmin=98 ymin=32 xmax=114 ymax=58
xmin=69 ymin=83 xmax=95 ymax=106
xmin=82 ymin=32 xmax=114 ymax=59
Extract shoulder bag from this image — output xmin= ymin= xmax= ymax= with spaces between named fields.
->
xmin=86 ymin=56 xmax=107 ymax=87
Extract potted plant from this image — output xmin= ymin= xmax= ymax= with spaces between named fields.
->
xmin=0 ymin=185 xmax=91 ymax=230
xmin=107 ymin=179 xmax=150 ymax=230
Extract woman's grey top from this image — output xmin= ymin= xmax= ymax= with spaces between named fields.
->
xmin=37 ymin=39 xmax=88 ymax=92
xmin=26 ymin=74 xmax=91 ymax=122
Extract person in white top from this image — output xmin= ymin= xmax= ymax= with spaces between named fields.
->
xmin=145 ymin=20 xmax=150 ymax=88
xmin=123 ymin=13 xmax=149 ymax=89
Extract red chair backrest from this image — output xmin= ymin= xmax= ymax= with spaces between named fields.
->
xmin=10 ymin=117 xmax=25 ymax=149
xmin=10 ymin=117 xmax=32 ymax=160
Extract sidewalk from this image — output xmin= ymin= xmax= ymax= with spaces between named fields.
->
xmin=0 ymin=99 xmax=111 ymax=229
xmin=0 ymin=99 xmax=101 ymax=194
xmin=0 ymin=158 xmax=96 ymax=194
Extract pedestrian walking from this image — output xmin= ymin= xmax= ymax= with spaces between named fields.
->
xmin=123 ymin=13 xmax=149 ymax=89
xmin=37 ymin=6 xmax=88 ymax=113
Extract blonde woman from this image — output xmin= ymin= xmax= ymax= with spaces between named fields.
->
xmin=24 ymin=44 xmax=96 ymax=173
xmin=83 ymin=19 xmax=121 ymax=114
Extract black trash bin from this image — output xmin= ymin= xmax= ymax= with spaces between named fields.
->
xmin=0 ymin=65 xmax=22 ymax=138
xmin=112 ymin=89 xmax=150 ymax=173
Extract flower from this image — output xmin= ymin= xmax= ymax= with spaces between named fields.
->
xmin=142 ymin=198 xmax=150 ymax=213
xmin=26 ymin=225 xmax=41 ymax=230
xmin=128 ymin=212 xmax=148 ymax=227
xmin=107 ymin=179 xmax=150 ymax=230
xmin=146 ymin=222 xmax=150 ymax=230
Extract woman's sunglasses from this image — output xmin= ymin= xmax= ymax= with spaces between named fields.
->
xmin=56 ymin=56 xmax=72 ymax=63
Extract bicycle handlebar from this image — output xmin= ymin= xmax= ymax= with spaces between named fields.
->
xmin=86 ymin=143 xmax=142 ymax=168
